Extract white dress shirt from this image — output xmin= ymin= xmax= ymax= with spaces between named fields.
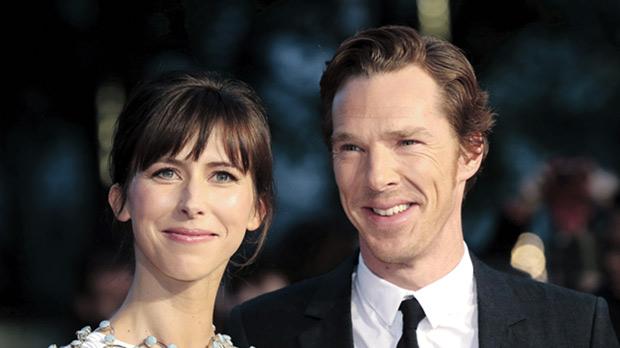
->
xmin=351 ymin=243 xmax=478 ymax=348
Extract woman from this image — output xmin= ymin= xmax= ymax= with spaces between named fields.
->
xmin=52 ymin=71 xmax=273 ymax=348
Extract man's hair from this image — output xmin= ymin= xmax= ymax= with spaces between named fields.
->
xmin=320 ymin=25 xmax=495 ymax=191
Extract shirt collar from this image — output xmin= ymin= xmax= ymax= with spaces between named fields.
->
xmin=355 ymin=243 xmax=476 ymax=329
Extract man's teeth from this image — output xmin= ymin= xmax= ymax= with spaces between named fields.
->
xmin=372 ymin=204 xmax=411 ymax=216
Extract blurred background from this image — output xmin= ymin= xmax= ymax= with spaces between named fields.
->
xmin=2 ymin=0 xmax=620 ymax=345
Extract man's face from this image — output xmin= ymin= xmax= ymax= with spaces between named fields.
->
xmin=331 ymin=65 xmax=476 ymax=268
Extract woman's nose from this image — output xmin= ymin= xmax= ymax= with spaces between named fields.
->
xmin=178 ymin=179 xmax=206 ymax=218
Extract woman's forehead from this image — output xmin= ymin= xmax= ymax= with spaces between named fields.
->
xmin=169 ymin=125 xmax=249 ymax=169
xmin=171 ymin=129 xmax=229 ymax=161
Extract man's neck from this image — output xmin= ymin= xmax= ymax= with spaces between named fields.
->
xmin=361 ymin=239 xmax=465 ymax=291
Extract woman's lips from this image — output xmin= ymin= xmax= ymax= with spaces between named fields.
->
xmin=163 ymin=228 xmax=219 ymax=243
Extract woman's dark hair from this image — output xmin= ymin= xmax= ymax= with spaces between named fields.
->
xmin=109 ymin=71 xmax=273 ymax=265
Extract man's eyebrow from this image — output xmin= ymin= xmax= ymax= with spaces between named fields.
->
xmin=331 ymin=128 xmax=433 ymax=143
xmin=331 ymin=132 xmax=359 ymax=144
xmin=385 ymin=127 xmax=433 ymax=139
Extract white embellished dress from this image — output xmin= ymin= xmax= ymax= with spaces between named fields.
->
xmin=50 ymin=322 xmax=251 ymax=348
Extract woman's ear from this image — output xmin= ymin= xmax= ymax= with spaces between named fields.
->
xmin=246 ymin=198 xmax=266 ymax=232
xmin=108 ymin=184 xmax=131 ymax=222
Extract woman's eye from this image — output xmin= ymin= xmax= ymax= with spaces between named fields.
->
xmin=213 ymin=171 xmax=237 ymax=183
xmin=153 ymin=168 xmax=178 ymax=180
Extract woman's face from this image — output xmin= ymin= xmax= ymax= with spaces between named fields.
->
xmin=109 ymin=127 xmax=262 ymax=282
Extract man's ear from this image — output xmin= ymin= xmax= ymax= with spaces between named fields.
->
xmin=457 ymin=133 xmax=485 ymax=182
xmin=246 ymin=198 xmax=266 ymax=232
xmin=108 ymin=184 xmax=131 ymax=222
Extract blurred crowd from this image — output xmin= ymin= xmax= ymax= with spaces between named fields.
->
xmin=479 ymin=157 xmax=620 ymax=335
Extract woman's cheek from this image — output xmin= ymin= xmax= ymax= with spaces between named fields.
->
xmin=128 ymin=179 xmax=179 ymax=222
xmin=214 ymin=187 xmax=256 ymax=233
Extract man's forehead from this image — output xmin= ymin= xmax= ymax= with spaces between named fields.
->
xmin=333 ymin=106 xmax=430 ymax=119
xmin=331 ymin=106 xmax=457 ymax=145
xmin=332 ymin=65 xmax=440 ymax=105
xmin=332 ymin=84 xmax=444 ymax=123
xmin=332 ymin=108 xmax=444 ymax=129
xmin=331 ymin=119 xmax=436 ymax=141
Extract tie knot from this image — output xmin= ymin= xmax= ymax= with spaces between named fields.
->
xmin=399 ymin=297 xmax=426 ymax=329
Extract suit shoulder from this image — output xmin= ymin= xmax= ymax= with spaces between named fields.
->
xmin=495 ymin=267 xmax=599 ymax=310
xmin=479 ymin=266 xmax=619 ymax=346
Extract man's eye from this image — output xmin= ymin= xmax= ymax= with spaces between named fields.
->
xmin=340 ymin=144 xmax=362 ymax=152
xmin=153 ymin=168 xmax=178 ymax=180
xmin=399 ymin=139 xmax=419 ymax=146
xmin=213 ymin=171 xmax=237 ymax=183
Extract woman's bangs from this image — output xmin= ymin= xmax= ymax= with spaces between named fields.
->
xmin=132 ymin=90 xmax=253 ymax=174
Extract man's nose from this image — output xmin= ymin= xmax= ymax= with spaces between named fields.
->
xmin=178 ymin=179 xmax=206 ymax=218
xmin=365 ymin=147 xmax=399 ymax=192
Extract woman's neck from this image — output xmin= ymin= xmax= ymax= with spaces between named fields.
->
xmin=110 ymin=259 xmax=225 ymax=348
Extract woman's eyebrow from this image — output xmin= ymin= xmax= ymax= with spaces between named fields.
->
xmin=156 ymin=157 xmax=185 ymax=166
xmin=157 ymin=157 xmax=242 ymax=171
xmin=205 ymin=161 xmax=238 ymax=169
xmin=158 ymin=156 xmax=229 ymax=165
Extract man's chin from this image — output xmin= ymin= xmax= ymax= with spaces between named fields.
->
xmin=376 ymin=252 xmax=415 ymax=265
xmin=361 ymin=241 xmax=416 ymax=266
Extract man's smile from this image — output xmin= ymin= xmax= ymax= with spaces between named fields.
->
xmin=370 ymin=203 xmax=412 ymax=216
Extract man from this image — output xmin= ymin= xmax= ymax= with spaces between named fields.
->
xmin=229 ymin=25 xmax=618 ymax=348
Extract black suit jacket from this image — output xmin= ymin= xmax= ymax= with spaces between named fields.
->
xmin=229 ymin=254 xmax=619 ymax=347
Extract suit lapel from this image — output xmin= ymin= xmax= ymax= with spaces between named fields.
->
xmin=299 ymin=254 xmax=356 ymax=348
xmin=295 ymin=251 xmax=530 ymax=348
xmin=472 ymin=254 xmax=528 ymax=348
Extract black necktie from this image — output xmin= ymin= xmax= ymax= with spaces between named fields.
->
xmin=396 ymin=297 xmax=426 ymax=348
